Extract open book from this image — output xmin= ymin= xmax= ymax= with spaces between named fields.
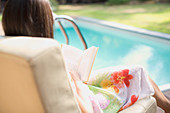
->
xmin=62 ymin=44 xmax=98 ymax=82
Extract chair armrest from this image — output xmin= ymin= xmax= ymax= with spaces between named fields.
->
xmin=119 ymin=96 xmax=157 ymax=113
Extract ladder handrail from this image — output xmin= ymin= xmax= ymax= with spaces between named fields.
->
xmin=54 ymin=15 xmax=88 ymax=49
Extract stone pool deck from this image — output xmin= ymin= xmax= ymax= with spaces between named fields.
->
xmin=164 ymin=90 xmax=170 ymax=100
xmin=0 ymin=22 xmax=169 ymax=113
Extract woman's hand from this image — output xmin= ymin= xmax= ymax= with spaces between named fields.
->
xmin=70 ymin=71 xmax=94 ymax=113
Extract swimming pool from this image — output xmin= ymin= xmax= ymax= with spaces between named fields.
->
xmin=54 ymin=18 xmax=170 ymax=86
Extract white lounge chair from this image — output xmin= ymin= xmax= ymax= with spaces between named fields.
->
xmin=0 ymin=36 xmax=157 ymax=113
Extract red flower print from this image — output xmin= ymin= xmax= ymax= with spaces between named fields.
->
xmin=110 ymin=69 xmax=133 ymax=88
xmin=119 ymin=95 xmax=139 ymax=111
xmin=131 ymin=95 xmax=139 ymax=104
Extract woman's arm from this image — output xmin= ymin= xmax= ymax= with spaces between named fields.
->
xmin=70 ymin=72 xmax=94 ymax=113
xmin=148 ymin=76 xmax=170 ymax=113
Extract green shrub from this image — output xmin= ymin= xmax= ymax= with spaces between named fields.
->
xmin=107 ymin=0 xmax=130 ymax=5
xmin=49 ymin=0 xmax=58 ymax=11
xmin=138 ymin=0 xmax=149 ymax=1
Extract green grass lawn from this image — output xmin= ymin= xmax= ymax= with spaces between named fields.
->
xmin=55 ymin=3 xmax=170 ymax=34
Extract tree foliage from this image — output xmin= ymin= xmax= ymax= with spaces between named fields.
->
xmin=107 ymin=0 xmax=129 ymax=4
xmin=49 ymin=0 xmax=58 ymax=11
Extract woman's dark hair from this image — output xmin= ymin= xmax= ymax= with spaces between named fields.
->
xmin=2 ymin=0 xmax=54 ymax=38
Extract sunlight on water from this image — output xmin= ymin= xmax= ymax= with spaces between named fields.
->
xmin=121 ymin=45 xmax=153 ymax=69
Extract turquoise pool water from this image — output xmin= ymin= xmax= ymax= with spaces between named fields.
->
xmin=54 ymin=20 xmax=170 ymax=86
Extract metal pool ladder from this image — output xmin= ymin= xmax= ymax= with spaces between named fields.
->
xmin=54 ymin=14 xmax=88 ymax=49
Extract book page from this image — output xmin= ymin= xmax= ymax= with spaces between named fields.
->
xmin=62 ymin=44 xmax=83 ymax=72
xmin=62 ymin=44 xmax=98 ymax=82
xmin=78 ymin=46 xmax=98 ymax=82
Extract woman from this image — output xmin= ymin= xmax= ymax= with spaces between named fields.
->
xmin=2 ymin=0 xmax=170 ymax=113
xmin=2 ymin=0 xmax=54 ymax=38
xmin=2 ymin=0 xmax=93 ymax=112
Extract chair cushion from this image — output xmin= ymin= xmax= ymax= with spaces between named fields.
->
xmin=0 ymin=52 xmax=45 ymax=113
xmin=0 ymin=37 xmax=80 ymax=113
xmin=119 ymin=96 xmax=157 ymax=113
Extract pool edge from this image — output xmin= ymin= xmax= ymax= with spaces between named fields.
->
xmin=73 ymin=16 xmax=170 ymax=41
xmin=159 ymin=84 xmax=170 ymax=92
